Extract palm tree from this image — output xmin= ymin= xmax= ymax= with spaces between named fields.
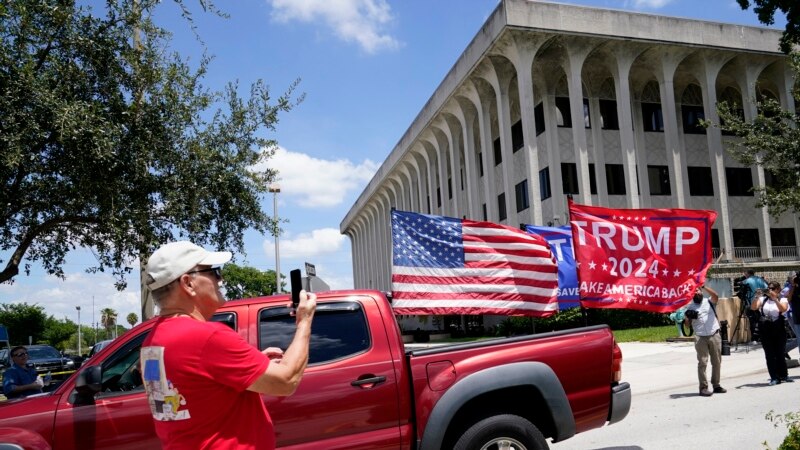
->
xmin=100 ymin=308 xmax=118 ymax=339
xmin=126 ymin=313 xmax=138 ymax=328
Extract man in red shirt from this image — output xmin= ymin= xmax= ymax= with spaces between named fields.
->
xmin=140 ymin=241 xmax=316 ymax=449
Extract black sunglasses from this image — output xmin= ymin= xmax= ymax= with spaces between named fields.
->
xmin=186 ymin=267 xmax=223 ymax=280
xmin=12 ymin=352 xmax=27 ymax=357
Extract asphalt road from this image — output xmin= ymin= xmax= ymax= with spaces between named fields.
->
xmin=551 ymin=342 xmax=799 ymax=450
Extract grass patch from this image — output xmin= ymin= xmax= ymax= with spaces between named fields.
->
xmin=612 ymin=325 xmax=682 ymax=343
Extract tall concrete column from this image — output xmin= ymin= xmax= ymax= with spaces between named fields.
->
xmin=612 ymin=47 xmax=642 ymax=208
xmin=452 ymin=97 xmax=479 ymax=219
xmin=700 ymin=55 xmax=734 ymax=261
xmin=632 ymin=97 xmax=651 ymax=207
xmin=364 ymin=205 xmax=378 ymax=288
xmin=421 ymin=139 xmax=440 ymax=215
xmin=543 ymin=92 xmax=566 ymax=222
xmin=588 ymin=96 xmax=608 ymax=204
xmin=657 ymin=51 xmax=690 ymax=208
xmin=437 ymin=117 xmax=462 ymax=218
xmin=428 ymin=131 xmax=449 ymax=217
xmin=467 ymin=79 xmax=498 ymax=221
xmin=564 ymin=43 xmax=593 ymax=205
xmin=377 ymin=190 xmax=393 ymax=291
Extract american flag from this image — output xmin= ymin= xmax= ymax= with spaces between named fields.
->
xmin=391 ymin=210 xmax=559 ymax=316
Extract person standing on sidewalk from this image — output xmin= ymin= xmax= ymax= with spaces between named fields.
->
xmin=751 ymin=281 xmax=793 ymax=385
xmin=685 ymin=284 xmax=726 ymax=397
xmin=743 ymin=269 xmax=768 ymax=343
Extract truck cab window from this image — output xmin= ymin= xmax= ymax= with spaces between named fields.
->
xmin=99 ymin=332 xmax=148 ymax=394
xmin=210 ymin=312 xmax=237 ymax=330
xmin=258 ymin=302 xmax=370 ymax=365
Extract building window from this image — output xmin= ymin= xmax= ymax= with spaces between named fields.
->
xmin=427 ymin=196 xmax=431 ymax=213
xmin=642 ymin=103 xmax=664 ymax=132
xmin=647 ymin=165 xmax=671 ymax=196
xmin=771 ymin=228 xmax=797 ymax=246
xmin=588 ymin=163 xmax=597 ymax=195
xmin=535 ymin=103 xmax=545 ymax=136
xmin=555 ymin=97 xmax=572 ymax=128
xmin=482 ymin=203 xmax=487 ymax=221
xmin=583 ymin=98 xmax=591 ymax=128
xmin=561 ymin=163 xmax=579 ymax=195
xmin=460 ymin=168 xmax=464 ymax=190
xmin=478 ymin=152 xmax=483 ymax=177
xmin=498 ymin=193 xmax=507 ymax=221
xmin=493 ymin=137 xmax=502 ymax=166
xmin=725 ymin=167 xmax=754 ymax=196
xmin=599 ymin=99 xmax=619 ymax=130
xmin=688 ymin=166 xmax=713 ymax=196
xmin=764 ymin=169 xmax=777 ymax=188
xmin=682 ymin=105 xmax=706 ymax=134
xmin=539 ymin=167 xmax=551 ymax=200
xmin=448 ymin=177 xmax=452 ymax=199
xmin=437 ymin=188 xmax=441 ymax=207
xmin=733 ymin=229 xmax=760 ymax=259
xmin=606 ymin=164 xmax=626 ymax=195
xmin=515 ymin=179 xmax=529 ymax=213
xmin=511 ymin=120 xmax=524 ymax=152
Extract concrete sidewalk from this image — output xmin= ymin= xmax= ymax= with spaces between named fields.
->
xmin=617 ymin=340 xmax=791 ymax=395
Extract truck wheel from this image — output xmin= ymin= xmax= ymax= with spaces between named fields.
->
xmin=454 ymin=414 xmax=548 ymax=450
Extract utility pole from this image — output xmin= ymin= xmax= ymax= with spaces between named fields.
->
xmin=76 ymin=306 xmax=81 ymax=356
xmin=269 ymin=184 xmax=281 ymax=293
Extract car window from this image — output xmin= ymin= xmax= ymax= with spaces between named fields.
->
xmin=210 ymin=312 xmax=237 ymax=330
xmin=98 ymin=332 xmax=149 ymax=395
xmin=258 ymin=301 xmax=370 ymax=365
xmin=29 ymin=346 xmax=61 ymax=359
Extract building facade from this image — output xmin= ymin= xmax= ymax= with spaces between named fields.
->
xmin=340 ymin=0 xmax=798 ymax=293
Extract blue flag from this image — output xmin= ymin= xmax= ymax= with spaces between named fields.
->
xmin=524 ymin=225 xmax=580 ymax=309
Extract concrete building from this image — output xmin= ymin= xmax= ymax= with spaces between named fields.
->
xmin=340 ymin=0 xmax=798 ymax=296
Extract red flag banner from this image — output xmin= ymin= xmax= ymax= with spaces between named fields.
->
xmin=568 ymin=200 xmax=717 ymax=313
xmin=391 ymin=210 xmax=559 ymax=317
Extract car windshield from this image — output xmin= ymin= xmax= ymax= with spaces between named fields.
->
xmin=28 ymin=347 xmax=61 ymax=359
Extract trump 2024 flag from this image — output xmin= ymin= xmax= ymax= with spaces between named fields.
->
xmin=568 ymin=200 xmax=717 ymax=313
xmin=391 ymin=210 xmax=559 ymax=317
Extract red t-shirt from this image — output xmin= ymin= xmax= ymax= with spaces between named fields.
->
xmin=141 ymin=316 xmax=272 ymax=449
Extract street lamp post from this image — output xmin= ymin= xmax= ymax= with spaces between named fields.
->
xmin=76 ymin=306 xmax=81 ymax=356
xmin=269 ymin=184 xmax=281 ymax=293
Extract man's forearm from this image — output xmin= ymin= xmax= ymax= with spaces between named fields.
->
xmin=281 ymin=321 xmax=313 ymax=381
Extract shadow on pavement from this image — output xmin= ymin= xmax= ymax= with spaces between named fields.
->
xmin=668 ymin=392 xmax=699 ymax=399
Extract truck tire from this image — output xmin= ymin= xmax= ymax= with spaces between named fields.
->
xmin=453 ymin=414 xmax=549 ymax=450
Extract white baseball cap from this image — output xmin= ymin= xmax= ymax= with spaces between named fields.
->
xmin=146 ymin=241 xmax=232 ymax=290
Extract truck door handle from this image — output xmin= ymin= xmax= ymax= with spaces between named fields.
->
xmin=351 ymin=375 xmax=386 ymax=389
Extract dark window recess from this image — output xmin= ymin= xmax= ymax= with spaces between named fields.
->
xmin=535 ymin=103 xmax=546 ymax=136
xmin=725 ymin=167 xmax=754 ymax=196
xmin=647 ymin=165 xmax=671 ymax=196
xmin=259 ymin=302 xmax=369 ymax=365
xmin=771 ymin=228 xmax=797 ymax=247
xmin=682 ymin=105 xmax=706 ymax=134
xmin=460 ymin=168 xmax=464 ymax=190
xmin=688 ymin=166 xmax=713 ymax=196
xmin=498 ymin=193 xmax=507 ymax=221
xmin=599 ymin=99 xmax=619 ymax=130
xmin=764 ymin=169 xmax=777 ymax=188
xmin=605 ymin=164 xmax=626 ymax=195
xmin=711 ymin=229 xmax=720 ymax=249
xmin=588 ymin=163 xmax=597 ymax=195
xmin=539 ymin=167 xmax=551 ymax=201
xmin=437 ymin=188 xmax=442 ymax=207
xmin=555 ymin=97 xmax=572 ymax=128
xmin=493 ymin=138 xmax=502 ymax=166
xmin=583 ymin=98 xmax=591 ymax=129
xmin=642 ymin=103 xmax=664 ymax=132
xmin=478 ymin=152 xmax=484 ymax=177
xmin=515 ymin=179 xmax=529 ymax=213
xmin=511 ymin=120 xmax=524 ymax=152
xmin=561 ymin=163 xmax=579 ymax=195
xmin=426 ymin=196 xmax=430 ymax=213
xmin=733 ymin=229 xmax=760 ymax=248
xmin=448 ymin=177 xmax=452 ymax=199
xmin=482 ymin=203 xmax=487 ymax=221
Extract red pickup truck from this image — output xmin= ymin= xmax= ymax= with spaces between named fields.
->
xmin=0 ymin=290 xmax=630 ymax=449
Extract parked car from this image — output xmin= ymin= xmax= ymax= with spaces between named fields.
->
xmin=0 ymin=290 xmax=630 ymax=449
xmin=87 ymin=340 xmax=114 ymax=359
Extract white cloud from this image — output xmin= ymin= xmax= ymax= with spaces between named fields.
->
xmin=263 ymin=227 xmax=347 ymax=259
xmin=269 ymin=0 xmax=401 ymax=54
xmin=260 ymin=147 xmax=378 ymax=208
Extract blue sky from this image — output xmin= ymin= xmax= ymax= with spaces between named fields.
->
xmin=0 ymin=0 xmax=786 ymax=331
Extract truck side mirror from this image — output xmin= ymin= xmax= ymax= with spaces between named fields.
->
xmin=73 ymin=365 xmax=102 ymax=405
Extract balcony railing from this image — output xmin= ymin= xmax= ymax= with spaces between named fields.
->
xmin=772 ymin=246 xmax=799 ymax=261
xmin=711 ymin=246 xmax=800 ymax=263
xmin=733 ymin=247 xmax=762 ymax=261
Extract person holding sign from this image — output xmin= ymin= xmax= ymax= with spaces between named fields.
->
xmin=684 ymin=285 xmax=726 ymax=397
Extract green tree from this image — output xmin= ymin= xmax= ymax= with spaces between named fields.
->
xmin=221 ymin=263 xmax=278 ymax=300
xmin=126 ymin=312 xmax=138 ymax=327
xmin=0 ymin=303 xmax=47 ymax=345
xmin=0 ymin=1 xmax=299 ymax=292
xmin=42 ymin=316 xmax=77 ymax=350
xmin=737 ymin=0 xmax=800 ymax=53
xmin=100 ymin=308 xmax=118 ymax=339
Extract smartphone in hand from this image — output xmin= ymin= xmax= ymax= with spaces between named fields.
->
xmin=290 ymin=269 xmax=302 ymax=309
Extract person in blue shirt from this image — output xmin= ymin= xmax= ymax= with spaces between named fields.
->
xmin=743 ymin=269 xmax=768 ymax=343
xmin=2 ymin=346 xmax=43 ymax=399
